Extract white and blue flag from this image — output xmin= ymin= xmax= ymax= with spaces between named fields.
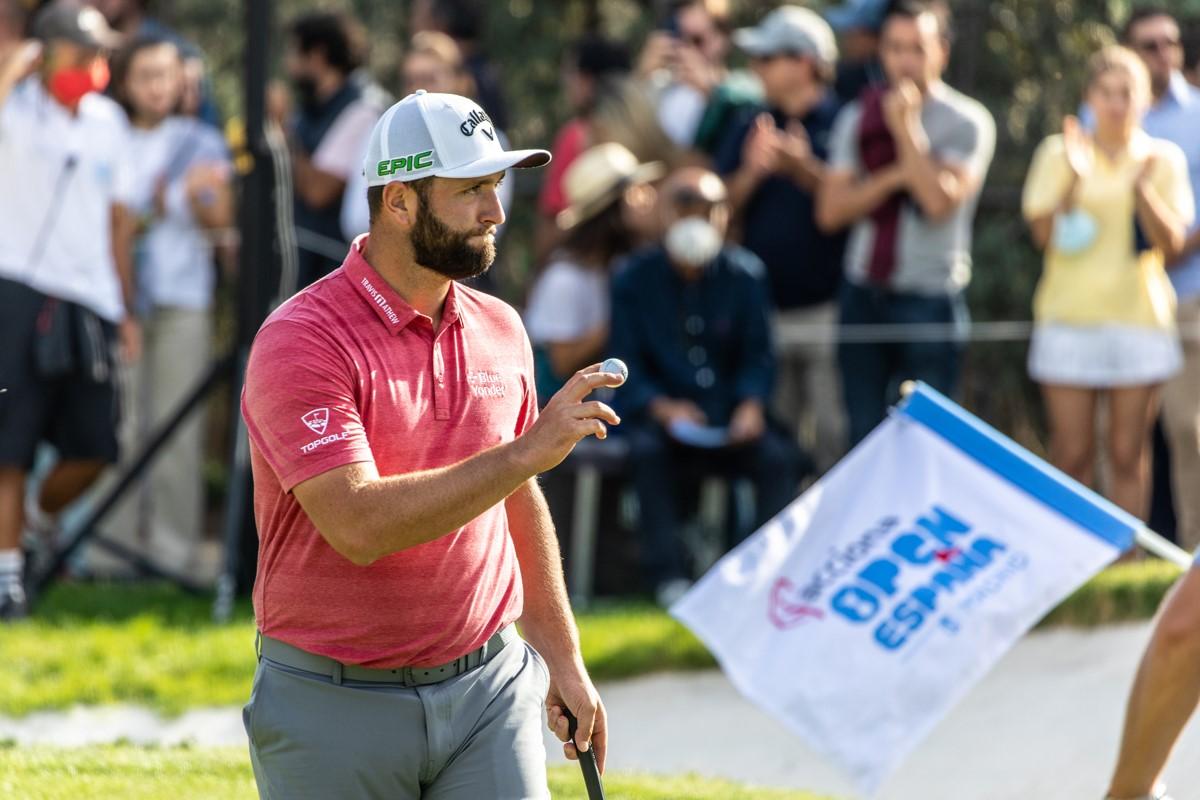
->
xmin=671 ymin=384 xmax=1147 ymax=796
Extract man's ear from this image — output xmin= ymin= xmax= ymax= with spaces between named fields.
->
xmin=383 ymin=181 xmax=417 ymax=228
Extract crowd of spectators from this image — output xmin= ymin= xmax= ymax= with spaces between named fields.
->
xmin=5 ymin=0 xmax=1200 ymax=617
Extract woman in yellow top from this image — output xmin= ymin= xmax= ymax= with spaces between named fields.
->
xmin=1022 ymin=45 xmax=1194 ymax=520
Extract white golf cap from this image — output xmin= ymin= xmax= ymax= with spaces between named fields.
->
xmin=363 ymin=90 xmax=550 ymax=187
xmin=733 ymin=5 xmax=838 ymax=66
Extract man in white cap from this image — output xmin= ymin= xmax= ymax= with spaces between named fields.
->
xmin=716 ymin=4 xmax=847 ymax=473
xmin=240 ymin=90 xmax=619 ymax=798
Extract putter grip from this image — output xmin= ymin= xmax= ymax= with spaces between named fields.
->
xmin=563 ymin=708 xmax=605 ymax=800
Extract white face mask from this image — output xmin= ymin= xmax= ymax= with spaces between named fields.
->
xmin=664 ymin=216 xmax=723 ymax=268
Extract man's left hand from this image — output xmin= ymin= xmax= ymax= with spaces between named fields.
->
xmin=728 ymin=399 xmax=766 ymax=444
xmin=119 ymin=317 xmax=142 ymax=364
xmin=882 ymin=79 xmax=922 ymax=141
xmin=545 ymin=659 xmax=608 ymax=773
xmin=672 ymin=43 xmax=718 ymax=96
xmin=776 ymin=121 xmax=814 ymax=181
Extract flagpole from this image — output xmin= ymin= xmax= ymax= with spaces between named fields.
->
xmin=1135 ymin=528 xmax=1194 ymax=569
xmin=895 ymin=382 xmax=1194 ymax=571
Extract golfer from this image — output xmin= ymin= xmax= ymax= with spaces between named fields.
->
xmin=240 ymin=90 xmax=618 ymax=799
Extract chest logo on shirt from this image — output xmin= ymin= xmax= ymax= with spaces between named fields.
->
xmin=467 ymin=370 xmax=506 ymax=399
xmin=301 ymin=408 xmax=329 ymax=435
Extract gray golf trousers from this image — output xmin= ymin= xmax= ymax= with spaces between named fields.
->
xmin=243 ymin=634 xmax=552 ymax=799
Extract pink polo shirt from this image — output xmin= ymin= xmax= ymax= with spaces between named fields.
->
xmin=241 ymin=235 xmax=538 ymax=669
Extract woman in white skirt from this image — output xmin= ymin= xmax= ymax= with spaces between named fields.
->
xmin=1022 ymin=45 xmax=1194 ymax=519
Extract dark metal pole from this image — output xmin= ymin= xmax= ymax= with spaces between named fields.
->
xmin=214 ymin=0 xmax=275 ymax=621
xmin=29 ymin=354 xmax=233 ymax=599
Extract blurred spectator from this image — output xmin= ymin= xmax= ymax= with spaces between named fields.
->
xmin=341 ymin=31 xmax=508 ymax=242
xmin=717 ymin=5 xmax=846 ymax=471
xmin=1182 ymin=16 xmax=1200 ymax=88
xmin=525 ymin=143 xmax=662 ymax=402
xmin=816 ymin=0 xmax=995 ymax=446
xmin=535 ymin=35 xmax=631 ymax=264
xmin=1022 ymin=46 xmax=1192 ymax=521
xmin=0 ymin=3 xmax=135 ymax=619
xmin=637 ymin=0 xmax=739 ymax=149
xmin=0 ymin=0 xmax=25 ymax=48
xmin=824 ymin=0 xmax=887 ymax=106
xmin=609 ymin=166 xmax=804 ymax=607
xmin=93 ymin=0 xmax=221 ymax=126
xmin=410 ymin=0 xmax=508 ymax=130
xmin=272 ymin=10 xmax=382 ymax=288
xmin=589 ymin=74 xmax=680 ymax=167
xmin=1123 ymin=8 xmax=1200 ymax=548
xmin=95 ymin=35 xmax=232 ymax=577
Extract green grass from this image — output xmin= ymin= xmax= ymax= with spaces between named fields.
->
xmin=1039 ymin=558 xmax=1184 ymax=627
xmin=0 ymin=559 xmax=1185 ymax=716
xmin=0 ymin=745 xmax=831 ymax=799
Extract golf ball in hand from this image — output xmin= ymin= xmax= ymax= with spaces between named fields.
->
xmin=601 ymin=357 xmax=628 ymax=385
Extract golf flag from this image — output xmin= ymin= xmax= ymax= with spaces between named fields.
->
xmin=670 ymin=383 xmax=1138 ymax=796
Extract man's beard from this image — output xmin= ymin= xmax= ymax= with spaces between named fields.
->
xmin=410 ymin=203 xmax=496 ymax=281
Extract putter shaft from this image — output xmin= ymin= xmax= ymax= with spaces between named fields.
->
xmin=563 ymin=708 xmax=605 ymax=800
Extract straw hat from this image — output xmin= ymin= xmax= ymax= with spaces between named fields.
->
xmin=556 ymin=142 xmax=664 ymax=230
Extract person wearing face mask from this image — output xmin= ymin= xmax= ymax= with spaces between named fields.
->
xmin=270 ymin=10 xmax=383 ymax=289
xmin=88 ymin=36 xmax=233 ymax=579
xmin=0 ymin=1 xmax=137 ymax=620
xmin=608 ymin=167 xmax=805 ymax=608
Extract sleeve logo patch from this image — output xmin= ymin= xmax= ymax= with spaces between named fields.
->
xmin=301 ymin=408 xmax=329 ymax=435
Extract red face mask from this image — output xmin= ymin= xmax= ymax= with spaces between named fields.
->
xmin=48 ymin=59 xmax=110 ymax=108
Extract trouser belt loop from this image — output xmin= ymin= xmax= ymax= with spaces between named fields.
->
xmin=255 ymin=630 xmax=262 ymax=662
xmin=331 ymin=661 xmax=343 ymax=686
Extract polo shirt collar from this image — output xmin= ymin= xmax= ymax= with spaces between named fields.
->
xmin=442 ymin=281 xmax=468 ymax=330
xmin=1165 ymin=71 xmax=1191 ymax=107
xmin=1127 ymin=127 xmax=1154 ymax=161
xmin=342 ymin=235 xmax=469 ymax=334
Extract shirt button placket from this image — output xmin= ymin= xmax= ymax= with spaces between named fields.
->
xmin=433 ymin=340 xmax=449 ymax=420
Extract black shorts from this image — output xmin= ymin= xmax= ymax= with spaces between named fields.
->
xmin=0 ymin=277 xmax=120 ymax=469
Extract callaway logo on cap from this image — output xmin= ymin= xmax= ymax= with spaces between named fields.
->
xmin=363 ymin=90 xmax=550 ymax=186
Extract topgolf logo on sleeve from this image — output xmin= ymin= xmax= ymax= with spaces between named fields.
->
xmin=301 ymin=408 xmax=329 ymax=435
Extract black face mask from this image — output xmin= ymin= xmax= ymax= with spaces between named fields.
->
xmin=293 ymin=75 xmax=320 ymax=111
xmin=410 ymin=200 xmax=495 ymax=281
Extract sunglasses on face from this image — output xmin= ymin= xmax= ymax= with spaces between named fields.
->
xmin=672 ymin=188 xmax=724 ymax=212
xmin=751 ymin=51 xmax=804 ymax=64
xmin=1135 ymin=38 xmax=1181 ymax=53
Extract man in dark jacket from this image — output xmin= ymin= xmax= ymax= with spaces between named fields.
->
xmin=609 ymin=166 xmax=804 ymax=606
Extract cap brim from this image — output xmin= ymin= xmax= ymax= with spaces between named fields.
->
xmin=434 ymin=148 xmax=551 ymax=179
xmin=824 ymin=8 xmax=864 ymax=31
xmin=556 ymin=161 xmax=665 ymax=231
xmin=732 ymin=29 xmax=772 ymax=56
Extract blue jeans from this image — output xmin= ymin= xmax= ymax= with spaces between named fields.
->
xmin=838 ymin=282 xmax=968 ymax=446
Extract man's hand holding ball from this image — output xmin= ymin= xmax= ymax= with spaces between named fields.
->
xmin=514 ymin=359 xmax=629 ymax=474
